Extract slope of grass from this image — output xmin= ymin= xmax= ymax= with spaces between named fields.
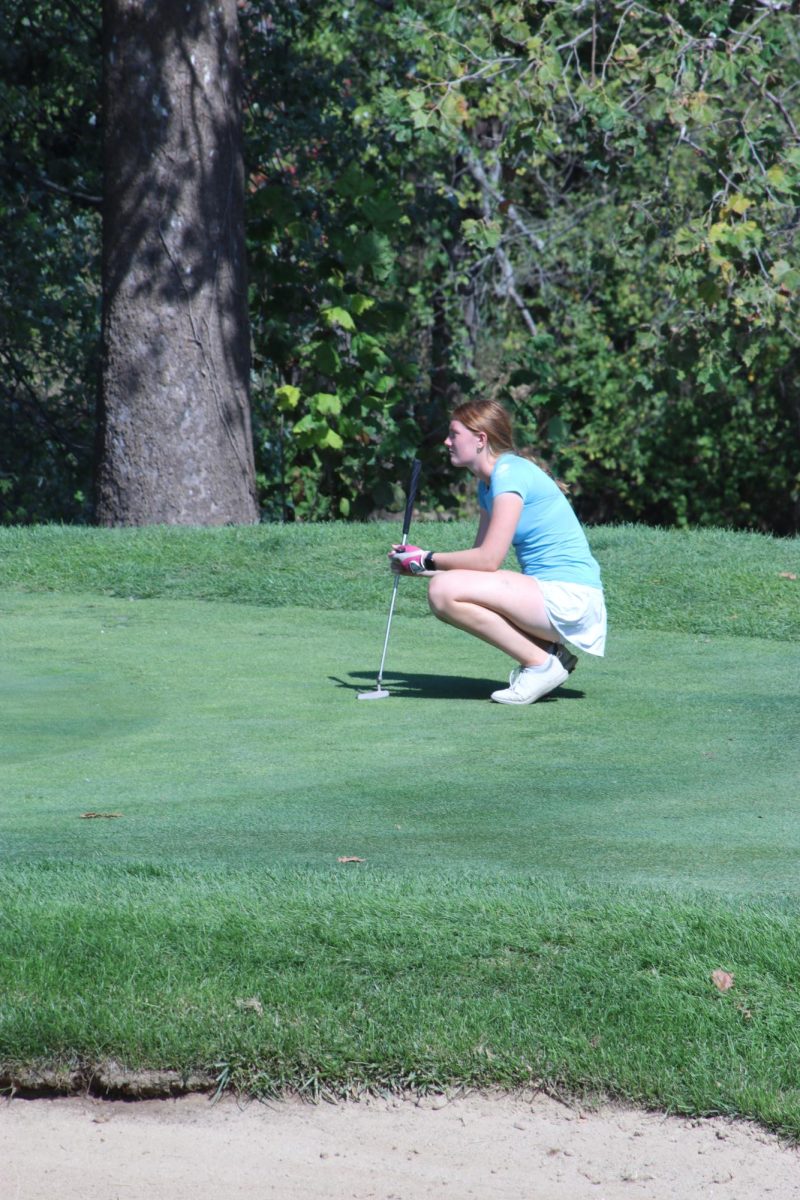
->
xmin=1 ymin=523 xmax=799 ymax=1131
xmin=0 ymin=521 xmax=797 ymax=640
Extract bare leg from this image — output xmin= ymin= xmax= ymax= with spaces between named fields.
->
xmin=427 ymin=570 xmax=559 ymax=667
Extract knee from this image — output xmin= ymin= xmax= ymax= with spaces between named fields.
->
xmin=427 ymin=572 xmax=453 ymax=619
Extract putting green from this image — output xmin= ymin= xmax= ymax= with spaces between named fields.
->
xmin=2 ymin=590 xmax=798 ymax=894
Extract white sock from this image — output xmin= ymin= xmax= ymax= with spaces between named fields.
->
xmin=522 ymin=656 xmax=554 ymax=674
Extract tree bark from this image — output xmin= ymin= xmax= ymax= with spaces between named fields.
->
xmin=96 ymin=0 xmax=258 ymax=525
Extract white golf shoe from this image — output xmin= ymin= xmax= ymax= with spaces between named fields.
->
xmin=490 ymin=654 xmax=569 ymax=705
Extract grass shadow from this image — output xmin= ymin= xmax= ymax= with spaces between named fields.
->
xmin=332 ymin=672 xmax=586 ymax=701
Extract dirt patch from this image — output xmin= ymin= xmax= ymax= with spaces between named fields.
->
xmin=2 ymin=1091 xmax=798 ymax=1199
xmin=0 ymin=1063 xmax=215 ymax=1100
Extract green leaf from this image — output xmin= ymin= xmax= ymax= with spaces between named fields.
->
xmin=275 ymin=385 xmax=301 ymax=411
xmin=321 ymin=306 xmax=356 ymax=331
xmin=537 ymin=54 xmax=562 ymax=86
xmin=310 ymin=342 xmax=341 ymax=375
xmin=333 ymin=164 xmax=375 ymax=199
xmin=440 ymin=90 xmax=468 ymax=126
xmin=722 ymin=195 xmax=752 ymax=217
xmin=697 ymin=278 xmax=722 ymax=305
xmin=349 ymin=295 xmax=375 ymax=316
xmin=310 ymin=392 xmax=342 ymax=416
xmin=674 ymin=226 xmax=701 ymax=256
xmin=319 ymin=427 xmax=344 ymax=450
xmin=361 ymin=193 xmax=404 ymax=230
xmin=340 ymin=232 xmax=395 ymax=279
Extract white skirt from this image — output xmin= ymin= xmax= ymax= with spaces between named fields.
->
xmin=537 ymin=580 xmax=607 ymax=657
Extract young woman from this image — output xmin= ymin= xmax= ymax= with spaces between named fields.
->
xmin=389 ymin=399 xmax=606 ymax=704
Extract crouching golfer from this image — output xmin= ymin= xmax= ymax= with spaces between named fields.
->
xmin=389 ymin=399 xmax=606 ymax=705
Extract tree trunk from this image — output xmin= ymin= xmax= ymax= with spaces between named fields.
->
xmin=96 ymin=0 xmax=258 ymax=525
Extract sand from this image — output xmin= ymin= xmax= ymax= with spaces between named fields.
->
xmin=2 ymin=1091 xmax=799 ymax=1199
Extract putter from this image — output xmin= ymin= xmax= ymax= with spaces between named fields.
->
xmin=358 ymin=457 xmax=422 ymax=700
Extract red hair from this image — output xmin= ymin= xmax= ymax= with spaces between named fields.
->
xmin=450 ymin=397 xmax=569 ymax=493
xmin=450 ymin=399 xmax=516 ymax=456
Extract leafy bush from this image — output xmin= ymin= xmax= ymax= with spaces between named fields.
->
xmin=2 ymin=0 xmax=799 ymax=531
xmin=0 ymin=1 xmax=101 ymax=524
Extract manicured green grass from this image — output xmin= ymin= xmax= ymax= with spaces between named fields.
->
xmin=3 ymin=593 xmax=798 ymax=891
xmin=1 ymin=523 xmax=799 ymax=1132
xmin=4 ymin=864 xmax=800 ymax=1134
xmin=1 ymin=520 xmax=798 ymax=640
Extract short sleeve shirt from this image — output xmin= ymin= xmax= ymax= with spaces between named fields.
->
xmin=477 ymin=454 xmax=602 ymax=588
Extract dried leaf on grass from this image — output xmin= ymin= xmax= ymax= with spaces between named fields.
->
xmin=236 ymin=997 xmax=264 ymax=1016
xmin=711 ymin=968 xmax=734 ymax=992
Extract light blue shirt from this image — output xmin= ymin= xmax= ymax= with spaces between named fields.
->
xmin=478 ymin=454 xmax=603 ymax=588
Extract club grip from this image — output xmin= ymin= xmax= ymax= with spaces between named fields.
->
xmin=401 ymin=458 xmax=422 ymax=544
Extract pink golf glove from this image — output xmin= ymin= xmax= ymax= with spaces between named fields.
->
xmin=389 ymin=544 xmax=430 ymax=575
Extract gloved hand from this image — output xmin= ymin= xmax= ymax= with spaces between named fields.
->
xmin=389 ymin=544 xmax=430 ymax=575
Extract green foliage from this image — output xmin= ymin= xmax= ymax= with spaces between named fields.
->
xmin=376 ymin=0 xmax=800 ymax=530
xmin=0 ymin=1 xmax=101 ymax=524
xmin=2 ymin=0 xmax=799 ymax=530
xmin=236 ymin=0 xmax=800 ymax=530
xmin=241 ymin=1 xmax=444 ymax=520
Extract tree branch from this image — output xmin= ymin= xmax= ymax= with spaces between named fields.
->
xmin=494 ymin=247 xmax=538 ymax=336
xmin=465 ymin=154 xmax=538 ymax=336
xmin=37 ymin=175 xmax=102 ymax=208
xmin=745 ymin=73 xmax=800 ymax=140
xmin=465 ymin=153 xmax=545 ymax=253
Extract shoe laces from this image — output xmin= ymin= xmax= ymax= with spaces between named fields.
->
xmin=509 ymin=656 xmax=555 ymax=687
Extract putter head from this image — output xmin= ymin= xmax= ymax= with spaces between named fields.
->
xmin=357 ymin=687 xmax=390 ymax=700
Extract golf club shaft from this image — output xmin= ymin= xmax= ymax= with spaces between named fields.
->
xmin=375 ymin=458 xmax=421 ymax=689
xmin=400 ymin=458 xmax=422 ymax=543
xmin=375 ymin=574 xmax=401 ymax=687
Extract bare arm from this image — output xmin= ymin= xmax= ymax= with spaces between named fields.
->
xmin=473 ymin=507 xmax=491 ymax=548
xmin=429 ymin=492 xmax=522 ymax=572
